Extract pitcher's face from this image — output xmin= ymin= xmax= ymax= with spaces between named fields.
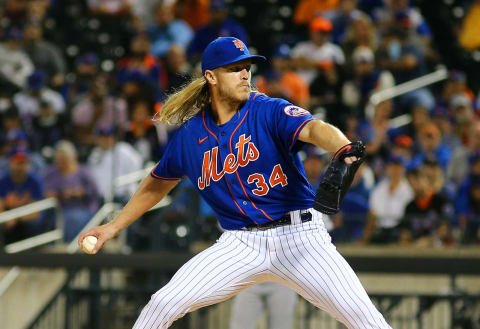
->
xmin=214 ymin=60 xmax=252 ymax=103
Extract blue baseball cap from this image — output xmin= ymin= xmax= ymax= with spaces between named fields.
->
xmin=201 ymin=37 xmax=266 ymax=74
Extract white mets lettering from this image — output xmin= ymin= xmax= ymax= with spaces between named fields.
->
xmin=197 ymin=134 xmax=259 ymax=189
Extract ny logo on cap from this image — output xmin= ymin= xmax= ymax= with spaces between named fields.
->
xmin=233 ymin=39 xmax=245 ymax=52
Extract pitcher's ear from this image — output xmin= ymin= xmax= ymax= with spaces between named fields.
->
xmin=204 ymin=70 xmax=217 ymax=85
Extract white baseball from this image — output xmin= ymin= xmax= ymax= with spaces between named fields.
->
xmin=82 ymin=236 xmax=98 ymax=254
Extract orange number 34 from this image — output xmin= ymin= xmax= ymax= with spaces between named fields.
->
xmin=247 ymin=164 xmax=288 ymax=196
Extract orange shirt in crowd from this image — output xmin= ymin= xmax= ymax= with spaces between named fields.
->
xmin=459 ymin=2 xmax=480 ymax=51
xmin=176 ymin=0 xmax=210 ymax=30
xmin=293 ymin=0 xmax=339 ymax=25
xmin=257 ymin=71 xmax=310 ymax=107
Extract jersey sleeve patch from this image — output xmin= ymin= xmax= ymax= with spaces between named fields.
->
xmin=283 ymin=105 xmax=310 ymax=117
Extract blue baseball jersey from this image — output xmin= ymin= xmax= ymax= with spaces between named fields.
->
xmin=151 ymin=92 xmax=317 ymax=229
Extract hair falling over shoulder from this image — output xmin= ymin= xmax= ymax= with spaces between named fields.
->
xmin=153 ymin=77 xmax=210 ymax=125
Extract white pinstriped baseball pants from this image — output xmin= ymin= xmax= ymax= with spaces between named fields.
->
xmin=132 ymin=209 xmax=392 ymax=329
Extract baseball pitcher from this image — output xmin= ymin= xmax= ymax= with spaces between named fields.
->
xmin=79 ymin=37 xmax=392 ymax=329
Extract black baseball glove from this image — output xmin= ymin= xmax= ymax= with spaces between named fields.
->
xmin=313 ymin=141 xmax=366 ymax=215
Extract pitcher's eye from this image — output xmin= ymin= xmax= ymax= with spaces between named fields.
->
xmin=230 ymin=65 xmax=251 ymax=72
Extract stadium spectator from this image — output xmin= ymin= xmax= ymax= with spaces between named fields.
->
xmin=0 ymin=125 xmax=46 ymax=175
xmin=291 ymin=17 xmax=345 ymax=86
xmin=0 ymin=148 xmax=45 ymax=244
xmin=0 ymin=106 xmax=25 ymax=154
xmin=44 ymin=141 xmax=100 ymax=241
xmin=391 ymin=135 xmax=414 ymax=166
xmin=0 ymin=26 xmax=34 ymax=92
xmin=342 ymin=46 xmax=394 ymax=116
xmin=448 ymin=120 xmax=480 ymax=188
xmin=187 ymin=0 xmax=248 ymax=63
xmin=87 ymin=127 xmax=143 ymax=202
xmin=324 ymin=0 xmax=369 ymax=45
xmin=129 ymin=0 xmax=161 ymax=30
xmin=372 ymin=0 xmax=432 ymax=40
xmin=256 ymin=44 xmax=310 ymax=109
xmin=448 ymin=93 xmax=476 ymax=146
xmin=362 ymin=154 xmax=414 ymax=244
xmin=13 ymin=70 xmax=65 ymax=132
xmin=125 ymin=98 xmax=164 ymax=163
xmin=431 ymin=106 xmax=461 ymax=154
xmin=255 ymin=70 xmax=291 ymax=105
xmin=164 ymin=44 xmax=192 ymax=94
xmin=23 ymin=22 xmax=66 ymax=88
xmin=31 ymin=98 xmax=69 ymax=151
xmin=422 ymin=156 xmax=453 ymax=195
xmin=410 ymin=121 xmax=452 ymax=171
xmin=399 ymin=167 xmax=454 ymax=247
xmin=63 ymin=53 xmax=100 ymax=106
xmin=352 ymin=100 xmax=393 ymax=175
xmin=341 ymin=15 xmax=378 ymax=61
xmin=390 ymin=104 xmax=429 ymax=145
xmin=147 ymin=0 xmax=193 ymax=58
xmin=376 ymin=27 xmax=434 ymax=114
xmin=72 ymin=74 xmax=128 ymax=155
xmin=302 ymin=146 xmax=327 ymax=187
xmin=292 ymin=17 xmax=346 ymax=126
xmin=437 ymin=71 xmax=475 ymax=113
xmin=117 ymin=32 xmax=168 ymax=99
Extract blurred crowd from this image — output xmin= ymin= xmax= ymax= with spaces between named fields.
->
xmin=0 ymin=0 xmax=479 ymax=249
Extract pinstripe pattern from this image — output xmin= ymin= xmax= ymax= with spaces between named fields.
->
xmin=132 ymin=209 xmax=392 ymax=329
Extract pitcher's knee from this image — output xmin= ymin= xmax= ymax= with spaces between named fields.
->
xmin=137 ymin=290 xmax=188 ymax=328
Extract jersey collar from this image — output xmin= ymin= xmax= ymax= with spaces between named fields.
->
xmin=203 ymin=92 xmax=255 ymax=133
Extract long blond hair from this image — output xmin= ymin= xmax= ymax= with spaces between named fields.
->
xmin=153 ymin=76 xmax=210 ymax=125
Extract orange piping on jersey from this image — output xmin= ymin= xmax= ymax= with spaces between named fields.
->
xmin=202 ymin=109 xmax=248 ymax=217
xmin=290 ymin=118 xmax=314 ymax=150
xmin=229 ymin=95 xmax=275 ymax=222
xmin=202 ymin=110 xmax=219 ymax=142
xmin=150 ymin=171 xmax=181 ymax=180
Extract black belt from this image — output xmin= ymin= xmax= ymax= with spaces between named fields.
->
xmin=245 ymin=210 xmax=312 ymax=230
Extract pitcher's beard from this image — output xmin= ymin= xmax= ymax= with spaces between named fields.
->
xmin=218 ymin=85 xmax=250 ymax=109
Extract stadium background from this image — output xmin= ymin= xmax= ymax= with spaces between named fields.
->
xmin=1 ymin=0 xmax=480 ymax=328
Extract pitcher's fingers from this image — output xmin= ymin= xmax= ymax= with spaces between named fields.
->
xmin=78 ymin=229 xmax=98 ymax=248
xmin=344 ymin=156 xmax=358 ymax=164
xmin=78 ymin=232 xmax=87 ymax=248
xmin=92 ymin=236 xmax=107 ymax=254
